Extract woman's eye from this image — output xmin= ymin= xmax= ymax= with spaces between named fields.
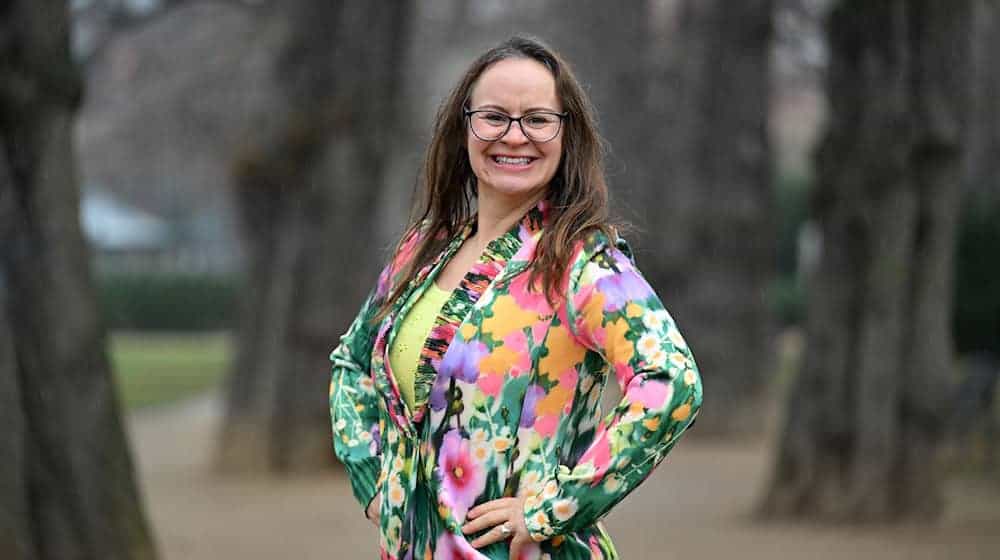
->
xmin=482 ymin=113 xmax=508 ymax=124
xmin=525 ymin=115 xmax=555 ymax=127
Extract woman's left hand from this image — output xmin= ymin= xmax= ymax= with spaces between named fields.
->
xmin=461 ymin=495 xmax=533 ymax=558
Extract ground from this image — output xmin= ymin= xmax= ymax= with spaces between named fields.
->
xmin=128 ymin=393 xmax=1000 ymax=559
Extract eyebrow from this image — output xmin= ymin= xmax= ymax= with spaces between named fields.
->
xmin=472 ymin=103 xmax=562 ymax=113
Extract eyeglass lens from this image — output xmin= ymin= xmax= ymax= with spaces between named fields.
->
xmin=469 ymin=111 xmax=562 ymax=142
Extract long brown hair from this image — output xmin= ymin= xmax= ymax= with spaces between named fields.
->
xmin=376 ymin=35 xmax=614 ymax=320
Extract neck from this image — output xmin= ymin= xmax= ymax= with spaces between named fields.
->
xmin=473 ymin=189 xmax=545 ymax=245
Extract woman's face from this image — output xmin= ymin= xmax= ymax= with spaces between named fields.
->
xmin=466 ymin=58 xmax=563 ymax=205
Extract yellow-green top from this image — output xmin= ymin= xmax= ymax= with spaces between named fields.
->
xmin=388 ymin=281 xmax=451 ymax=410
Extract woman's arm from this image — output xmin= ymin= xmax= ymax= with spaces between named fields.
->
xmin=521 ymin=240 xmax=704 ymax=541
xmin=329 ymin=266 xmax=391 ymax=513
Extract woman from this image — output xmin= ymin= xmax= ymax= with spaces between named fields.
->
xmin=329 ymin=36 xmax=702 ymax=560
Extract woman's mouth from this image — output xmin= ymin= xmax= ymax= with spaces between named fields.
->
xmin=491 ymin=155 xmax=536 ymax=169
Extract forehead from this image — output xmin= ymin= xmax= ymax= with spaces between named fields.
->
xmin=469 ymin=57 xmax=560 ymax=111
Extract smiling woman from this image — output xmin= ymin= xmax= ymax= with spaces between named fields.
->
xmin=329 ymin=35 xmax=703 ymax=560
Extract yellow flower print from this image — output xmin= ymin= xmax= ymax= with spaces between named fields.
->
xmin=626 ymin=302 xmax=644 ymax=318
xmin=480 ymin=294 xmax=538 ymax=338
xmin=472 ymin=443 xmax=490 ymax=462
xmin=603 ymin=474 xmax=623 ymax=493
xmin=684 ymin=368 xmax=698 ymax=386
xmin=643 ymin=417 xmax=660 ymax=432
xmin=604 ymin=317 xmax=634 ymax=364
xmin=669 ymin=351 xmax=688 ymax=369
xmin=539 ymin=324 xmax=586 ymax=379
xmin=667 ymin=325 xmax=688 ymax=349
xmin=671 ymin=403 xmax=692 ymax=422
xmin=388 ymin=479 xmax=405 ymax=507
xmin=552 ymin=497 xmax=579 ymax=522
xmin=636 ymin=333 xmax=660 ymax=358
xmin=459 ymin=322 xmax=477 ymax=341
xmin=647 ymin=349 xmax=667 ymax=369
xmin=492 ymin=437 xmax=511 ymax=453
xmin=542 ymin=479 xmax=559 ymax=500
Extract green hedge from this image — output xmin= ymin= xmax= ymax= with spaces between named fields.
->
xmin=954 ymin=192 xmax=1000 ymax=355
xmin=98 ymin=272 xmax=239 ymax=331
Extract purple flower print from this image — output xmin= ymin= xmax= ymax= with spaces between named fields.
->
xmin=429 ymin=339 xmax=487 ymax=411
xmin=520 ymin=384 xmax=547 ymax=428
xmin=595 ymin=269 xmax=651 ymax=312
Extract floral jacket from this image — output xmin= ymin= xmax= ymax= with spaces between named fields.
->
xmin=329 ymin=200 xmax=702 ymax=560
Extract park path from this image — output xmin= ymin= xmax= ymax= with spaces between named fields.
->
xmin=127 ymin=393 xmax=1000 ymax=559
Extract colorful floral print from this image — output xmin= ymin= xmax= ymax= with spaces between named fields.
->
xmin=330 ymin=200 xmax=703 ymax=559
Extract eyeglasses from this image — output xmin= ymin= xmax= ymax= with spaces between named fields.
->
xmin=464 ymin=108 xmax=568 ymax=143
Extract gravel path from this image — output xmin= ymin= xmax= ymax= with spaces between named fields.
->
xmin=127 ymin=393 xmax=1000 ymax=559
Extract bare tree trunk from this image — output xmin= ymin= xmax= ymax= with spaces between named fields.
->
xmin=644 ymin=0 xmax=776 ymax=435
xmin=0 ymin=1 xmax=158 ymax=557
xmin=217 ymin=0 xmax=412 ymax=473
xmin=762 ymin=0 xmax=973 ymax=521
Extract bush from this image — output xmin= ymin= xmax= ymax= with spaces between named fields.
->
xmin=954 ymin=192 xmax=1000 ymax=355
xmin=98 ymin=272 xmax=239 ymax=331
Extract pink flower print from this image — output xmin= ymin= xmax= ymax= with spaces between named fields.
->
xmin=629 ymin=379 xmax=673 ymax=410
xmin=595 ymin=269 xmax=651 ymax=312
xmin=578 ymin=425 xmax=612 ymax=483
xmin=433 ymin=532 xmax=488 ymax=560
xmin=477 ymin=372 xmax=504 ymax=397
xmin=508 ymin=271 xmax=551 ymax=313
xmin=437 ymin=429 xmax=486 ymax=521
xmin=502 ymin=331 xmax=532 ymax=377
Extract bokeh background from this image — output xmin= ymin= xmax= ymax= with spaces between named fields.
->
xmin=2 ymin=0 xmax=999 ymax=558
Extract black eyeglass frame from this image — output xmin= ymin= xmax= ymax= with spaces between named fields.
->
xmin=463 ymin=108 xmax=570 ymax=143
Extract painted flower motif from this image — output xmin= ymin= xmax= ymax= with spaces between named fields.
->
xmin=595 ymin=269 xmax=652 ymax=312
xmin=636 ymin=333 xmax=660 ymax=358
xmin=519 ymin=384 xmax=547 ymax=428
xmin=666 ymin=323 xmax=687 ymax=349
xmin=433 ymin=532 xmax=488 ymax=560
xmin=552 ymin=497 xmax=579 ymax=522
xmin=646 ymin=348 xmax=668 ymax=369
xmin=436 ymin=429 xmax=486 ymax=521
xmin=430 ymin=340 xmax=488 ymax=411
xmin=642 ymin=309 xmax=667 ymax=331
xmin=508 ymin=269 xmax=551 ymax=313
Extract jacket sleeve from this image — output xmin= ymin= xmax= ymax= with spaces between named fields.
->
xmin=522 ymin=239 xmax=703 ymax=540
xmin=329 ymin=264 xmax=392 ymax=513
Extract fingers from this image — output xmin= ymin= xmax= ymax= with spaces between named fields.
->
xmin=467 ymin=497 xmax=517 ymax=519
xmin=509 ymin=535 xmax=530 ymax=560
xmin=468 ymin=522 xmax=512 ymax=548
xmin=461 ymin=509 xmax=508 ymax=535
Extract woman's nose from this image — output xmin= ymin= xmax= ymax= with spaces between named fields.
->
xmin=500 ymin=120 xmax=530 ymax=144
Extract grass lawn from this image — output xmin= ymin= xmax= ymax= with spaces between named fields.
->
xmin=110 ymin=331 xmax=233 ymax=410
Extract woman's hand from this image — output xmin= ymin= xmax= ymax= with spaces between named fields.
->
xmin=365 ymin=492 xmax=381 ymax=527
xmin=461 ymin=495 xmax=533 ymax=559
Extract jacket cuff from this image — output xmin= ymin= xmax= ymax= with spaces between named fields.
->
xmin=522 ymin=478 xmax=560 ymax=541
xmin=343 ymin=456 xmax=381 ymax=514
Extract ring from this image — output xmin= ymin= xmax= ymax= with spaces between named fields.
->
xmin=499 ymin=523 xmax=512 ymax=537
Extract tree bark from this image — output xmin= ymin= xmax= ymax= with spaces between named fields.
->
xmin=643 ymin=0 xmax=776 ymax=435
xmin=0 ymin=1 xmax=158 ymax=557
xmin=217 ymin=0 xmax=412 ymax=472
xmin=762 ymin=0 xmax=973 ymax=521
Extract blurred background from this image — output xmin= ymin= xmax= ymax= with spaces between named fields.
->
xmin=2 ymin=0 xmax=999 ymax=558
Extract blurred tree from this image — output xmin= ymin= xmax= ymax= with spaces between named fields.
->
xmin=217 ymin=0 xmax=411 ymax=472
xmin=763 ymin=0 xmax=973 ymax=520
xmin=0 ymin=0 xmax=157 ymax=557
xmin=633 ymin=0 xmax=775 ymax=435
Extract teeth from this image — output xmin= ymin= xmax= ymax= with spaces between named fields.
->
xmin=494 ymin=156 xmax=532 ymax=164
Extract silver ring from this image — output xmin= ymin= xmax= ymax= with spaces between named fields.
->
xmin=499 ymin=523 xmax=512 ymax=537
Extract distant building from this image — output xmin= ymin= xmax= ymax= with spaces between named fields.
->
xmin=80 ymin=187 xmax=239 ymax=275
